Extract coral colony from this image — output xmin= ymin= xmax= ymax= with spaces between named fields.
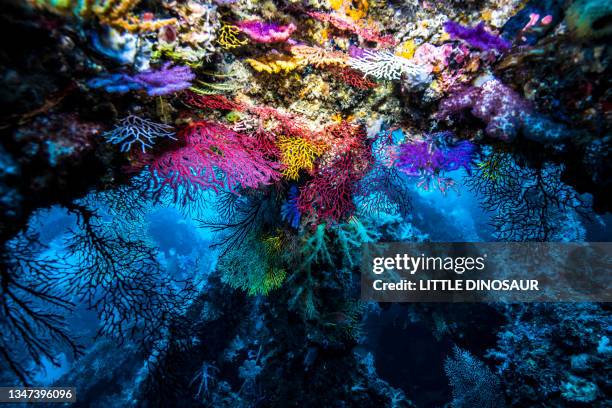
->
xmin=0 ymin=0 xmax=610 ymax=406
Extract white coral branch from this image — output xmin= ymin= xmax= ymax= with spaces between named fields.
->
xmin=104 ymin=115 xmax=176 ymax=153
xmin=348 ymin=49 xmax=431 ymax=85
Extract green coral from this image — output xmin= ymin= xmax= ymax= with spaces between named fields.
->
xmin=217 ymin=235 xmax=286 ymax=296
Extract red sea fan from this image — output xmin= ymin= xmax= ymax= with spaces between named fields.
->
xmin=147 ymin=121 xmax=281 ymax=203
xmin=182 ymin=92 xmax=244 ymax=111
xmin=330 ymin=66 xmax=378 ymax=90
xmin=299 ymin=123 xmax=373 ymax=224
xmin=319 ymin=120 xmax=370 ymax=160
xmin=298 ymin=154 xmax=358 ymax=224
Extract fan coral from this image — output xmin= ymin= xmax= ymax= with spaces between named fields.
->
xmin=217 ymin=24 xmax=248 ymax=49
xmin=396 ymin=135 xmax=475 ymax=192
xmin=237 ymin=20 xmax=296 ymax=43
xmin=277 ymin=136 xmax=325 ymax=180
xmin=148 ymin=121 xmax=281 ymax=202
xmin=103 ymin=115 xmax=176 ymax=152
xmin=329 ymin=66 xmax=378 ymax=89
xmin=444 ymin=346 xmax=503 ymax=408
xmin=444 ymin=21 xmax=511 ymax=52
xmin=297 ymin=161 xmax=356 ymax=224
xmin=290 ymin=45 xmax=349 ymax=68
xmin=299 ymin=142 xmax=372 ymax=224
xmin=182 ymin=92 xmax=244 ymax=111
xmin=348 ymin=50 xmax=430 ymax=84
xmin=217 ymin=235 xmax=286 ymax=296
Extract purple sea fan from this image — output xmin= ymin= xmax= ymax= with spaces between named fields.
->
xmin=395 ymin=137 xmax=476 ymax=192
xmin=444 ymin=21 xmax=511 ymax=52
xmin=237 ymin=20 xmax=296 ymax=43
xmin=132 ymin=63 xmax=195 ymax=96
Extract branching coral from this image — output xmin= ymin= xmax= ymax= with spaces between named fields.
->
xmin=333 ymin=217 xmax=380 ymax=268
xmin=148 ymin=121 xmax=281 ymax=202
xmin=395 ymin=134 xmax=475 ymax=192
xmin=217 ymin=24 xmax=248 ymax=49
xmin=0 ymin=232 xmax=81 ymax=385
xmin=277 ymin=136 xmax=325 ymax=180
xmin=290 ymin=45 xmax=349 ymax=68
xmin=348 ymin=49 xmax=430 ymax=84
xmin=445 ymin=346 xmax=503 ymax=408
xmin=300 ymin=223 xmax=333 ymax=267
xmin=103 ymin=115 xmax=176 ymax=152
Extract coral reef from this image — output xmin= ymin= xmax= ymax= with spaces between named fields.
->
xmin=0 ymin=0 xmax=610 ymax=405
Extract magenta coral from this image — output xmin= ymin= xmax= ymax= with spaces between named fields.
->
xmin=148 ymin=121 xmax=281 ymax=203
xmin=237 ymin=20 xmax=296 ymax=43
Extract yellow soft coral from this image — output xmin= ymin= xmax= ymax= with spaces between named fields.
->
xmin=329 ymin=0 xmax=368 ymax=21
xmin=396 ymin=40 xmax=416 ymax=59
xmin=245 ymin=56 xmax=299 ymax=74
xmin=217 ymin=24 xmax=248 ymax=49
xmin=277 ymin=136 xmax=325 ymax=180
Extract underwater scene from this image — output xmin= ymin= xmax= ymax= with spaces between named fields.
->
xmin=0 ymin=0 xmax=611 ymax=406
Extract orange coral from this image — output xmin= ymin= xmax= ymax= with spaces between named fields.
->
xmin=290 ymin=45 xmax=349 ymax=68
